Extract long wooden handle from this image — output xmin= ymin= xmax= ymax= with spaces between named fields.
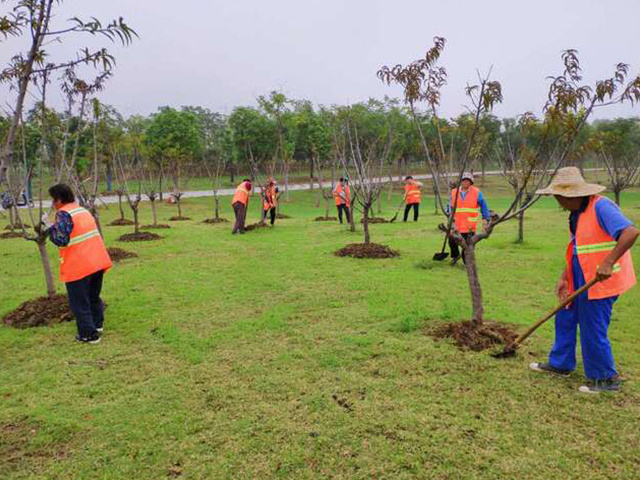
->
xmin=509 ymin=277 xmax=598 ymax=349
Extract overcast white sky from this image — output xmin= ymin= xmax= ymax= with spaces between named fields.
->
xmin=3 ymin=0 xmax=640 ymax=119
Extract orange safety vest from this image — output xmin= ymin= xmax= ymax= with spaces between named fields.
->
xmin=451 ymin=186 xmax=481 ymax=233
xmin=404 ymin=181 xmax=421 ymax=204
xmin=232 ymin=182 xmax=251 ymax=206
xmin=566 ymin=195 xmax=636 ymax=300
xmin=263 ymin=185 xmax=277 ymax=210
xmin=334 ymin=183 xmax=351 ymax=207
xmin=58 ymin=203 xmax=112 ymax=283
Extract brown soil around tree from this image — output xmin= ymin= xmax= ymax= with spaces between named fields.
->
xmin=107 ymin=247 xmax=138 ymax=262
xmin=0 ymin=232 xmax=23 ymax=239
xmin=275 ymin=213 xmax=291 ymax=219
xmin=244 ymin=222 xmax=269 ymax=232
xmin=141 ymin=224 xmax=171 ymax=229
xmin=118 ymin=232 xmax=162 ymax=242
xmin=109 ymin=218 xmax=134 ymax=226
xmin=2 ymin=294 xmax=73 ymax=328
xmin=4 ymin=224 xmax=31 ymax=230
xmin=334 ymin=243 xmax=400 ymax=259
xmin=314 ymin=216 xmax=337 ymax=222
xmin=169 ymin=216 xmax=191 ymax=221
xmin=360 ymin=217 xmax=389 ymax=224
xmin=202 ymin=218 xmax=230 ymax=224
xmin=430 ymin=320 xmax=518 ymax=352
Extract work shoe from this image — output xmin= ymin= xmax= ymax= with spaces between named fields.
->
xmin=578 ymin=379 xmax=621 ymax=394
xmin=75 ymin=334 xmax=101 ymax=345
xmin=529 ymin=362 xmax=571 ymax=376
xmin=96 ymin=327 xmax=104 ymax=333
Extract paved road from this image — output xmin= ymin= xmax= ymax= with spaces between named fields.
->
xmin=13 ymin=168 xmax=604 ymax=209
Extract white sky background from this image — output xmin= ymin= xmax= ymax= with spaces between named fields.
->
xmin=2 ymin=0 xmax=640 ymax=120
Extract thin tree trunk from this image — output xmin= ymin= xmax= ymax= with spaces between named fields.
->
xmin=464 ymin=242 xmax=484 ymax=325
xmin=516 ymin=210 xmax=524 ymax=244
xmin=151 ymin=199 xmax=158 ymax=226
xmin=133 ymin=206 xmax=139 ymax=234
xmin=615 ymin=189 xmax=621 ymax=206
xmin=325 ymin=198 xmax=330 ymax=219
xmin=118 ymin=194 xmax=124 ymax=220
xmin=92 ymin=207 xmax=103 ymax=237
xmin=214 ymin=192 xmax=220 ymax=220
xmin=363 ymin=204 xmax=371 ymax=244
xmin=177 ymin=198 xmax=182 ymax=218
xmin=9 ymin=207 xmax=15 ymax=233
xmin=349 ymin=203 xmax=356 ymax=233
xmin=37 ymin=237 xmax=56 ymax=298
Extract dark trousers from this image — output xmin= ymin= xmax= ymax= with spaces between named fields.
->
xmin=66 ymin=270 xmax=105 ymax=338
xmin=449 ymin=232 xmax=473 ymax=261
xmin=232 ymin=202 xmax=247 ymax=233
xmin=403 ymin=202 xmax=419 ymax=222
xmin=337 ymin=204 xmax=351 ymax=224
xmin=262 ymin=207 xmax=276 ymax=225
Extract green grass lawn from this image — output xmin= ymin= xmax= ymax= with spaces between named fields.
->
xmin=2 ymin=181 xmax=640 ymax=479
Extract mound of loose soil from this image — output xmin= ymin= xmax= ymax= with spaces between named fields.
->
xmin=276 ymin=213 xmax=292 ymax=219
xmin=4 ymin=224 xmax=30 ymax=230
xmin=334 ymin=243 xmax=400 ymax=259
xmin=430 ymin=320 xmax=518 ymax=352
xmin=107 ymin=247 xmax=138 ymax=262
xmin=169 ymin=216 xmax=191 ymax=221
xmin=314 ymin=216 xmax=338 ymax=222
xmin=244 ymin=222 xmax=269 ymax=232
xmin=202 ymin=218 xmax=230 ymax=224
xmin=0 ymin=232 xmax=23 ymax=239
xmin=118 ymin=232 xmax=162 ymax=242
xmin=360 ymin=217 xmax=389 ymax=224
xmin=141 ymin=224 xmax=171 ymax=229
xmin=2 ymin=294 xmax=73 ymax=328
xmin=109 ymin=218 xmax=134 ymax=226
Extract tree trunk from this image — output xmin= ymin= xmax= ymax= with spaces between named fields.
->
xmin=9 ymin=207 xmax=15 ymax=233
xmin=463 ymin=241 xmax=484 ymax=325
xmin=158 ymin=175 xmax=163 ymax=201
xmin=214 ymin=192 xmax=220 ymax=220
xmin=91 ymin=207 xmax=103 ymax=237
xmin=151 ymin=199 xmax=158 ymax=226
xmin=309 ymin=159 xmax=314 ymax=191
xmin=363 ymin=204 xmax=371 ymax=244
xmin=177 ymin=198 xmax=182 ymax=218
xmin=516 ymin=210 xmax=524 ymax=244
xmin=615 ymin=189 xmax=621 ymax=206
xmin=349 ymin=204 xmax=356 ymax=232
xmin=106 ymin=162 xmax=113 ymax=192
xmin=37 ymin=237 xmax=56 ymax=298
xmin=325 ymin=198 xmax=330 ymax=219
xmin=118 ymin=194 xmax=124 ymax=220
xmin=133 ymin=206 xmax=139 ymax=234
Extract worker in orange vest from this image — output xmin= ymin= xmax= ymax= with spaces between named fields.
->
xmin=231 ymin=178 xmax=252 ymax=234
xmin=448 ymin=173 xmax=490 ymax=263
xmin=261 ymin=179 xmax=278 ymax=226
xmin=403 ymin=176 xmax=423 ymax=222
xmin=333 ymin=177 xmax=351 ymax=224
xmin=42 ymin=184 xmax=112 ymax=344
xmin=529 ymin=167 xmax=638 ymax=394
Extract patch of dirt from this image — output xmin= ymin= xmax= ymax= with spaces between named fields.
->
xmin=0 ymin=231 xmax=23 ymax=239
xmin=109 ymin=218 xmax=134 ymax=226
xmin=202 ymin=218 xmax=230 ymax=224
xmin=141 ymin=224 xmax=171 ymax=229
xmin=331 ymin=394 xmax=353 ymax=412
xmin=0 ymin=418 xmax=70 ymax=473
xmin=169 ymin=216 xmax=191 ymax=221
xmin=2 ymin=294 xmax=73 ymax=328
xmin=4 ymin=224 xmax=30 ymax=230
xmin=430 ymin=320 xmax=518 ymax=352
xmin=334 ymin=243 xmax=400 ymax=259
xmin=118 ymin=232 xmax=162 ymax=242
xmin=107 ymin=247 xmax=138 ymax=262
xmin=275 ymin=213 xmax=292 ymax=219
xmin=314 ymin=216 xmax=337 ymax=222
xmin=360 ymin=217 xmax=389 ymax=224
xmin=244 ymin=222 xmax=269 ymax=232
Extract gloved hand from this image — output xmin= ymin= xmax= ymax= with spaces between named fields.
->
xmin=41 ymin=212 xmax=53 ymax=230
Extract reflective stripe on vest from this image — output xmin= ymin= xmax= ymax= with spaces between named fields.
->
xmin=575 ymin=241 xmax=617 ymax=254
xmin=66 ymin=228 xmax=101 ymax=247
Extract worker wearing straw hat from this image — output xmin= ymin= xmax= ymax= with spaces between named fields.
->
xmin=530 ymin=167 xmax=638 ymax=394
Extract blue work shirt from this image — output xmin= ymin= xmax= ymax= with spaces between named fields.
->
xmin=569 ymin=196 xmax=633 ymax=289
xmin=447 ymin=189 xmax=490 ymax=220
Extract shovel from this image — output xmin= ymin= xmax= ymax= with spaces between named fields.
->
xmin=388 ymin=198 xmax=406 ymax=223
xmin=493 ymin=277 xmax=598 ymax=358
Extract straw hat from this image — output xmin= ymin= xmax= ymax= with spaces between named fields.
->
xmin=461 ymin=172 xmax=474 ymax=184
xmin=536 ymin=167 xmax=605 ymax=197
